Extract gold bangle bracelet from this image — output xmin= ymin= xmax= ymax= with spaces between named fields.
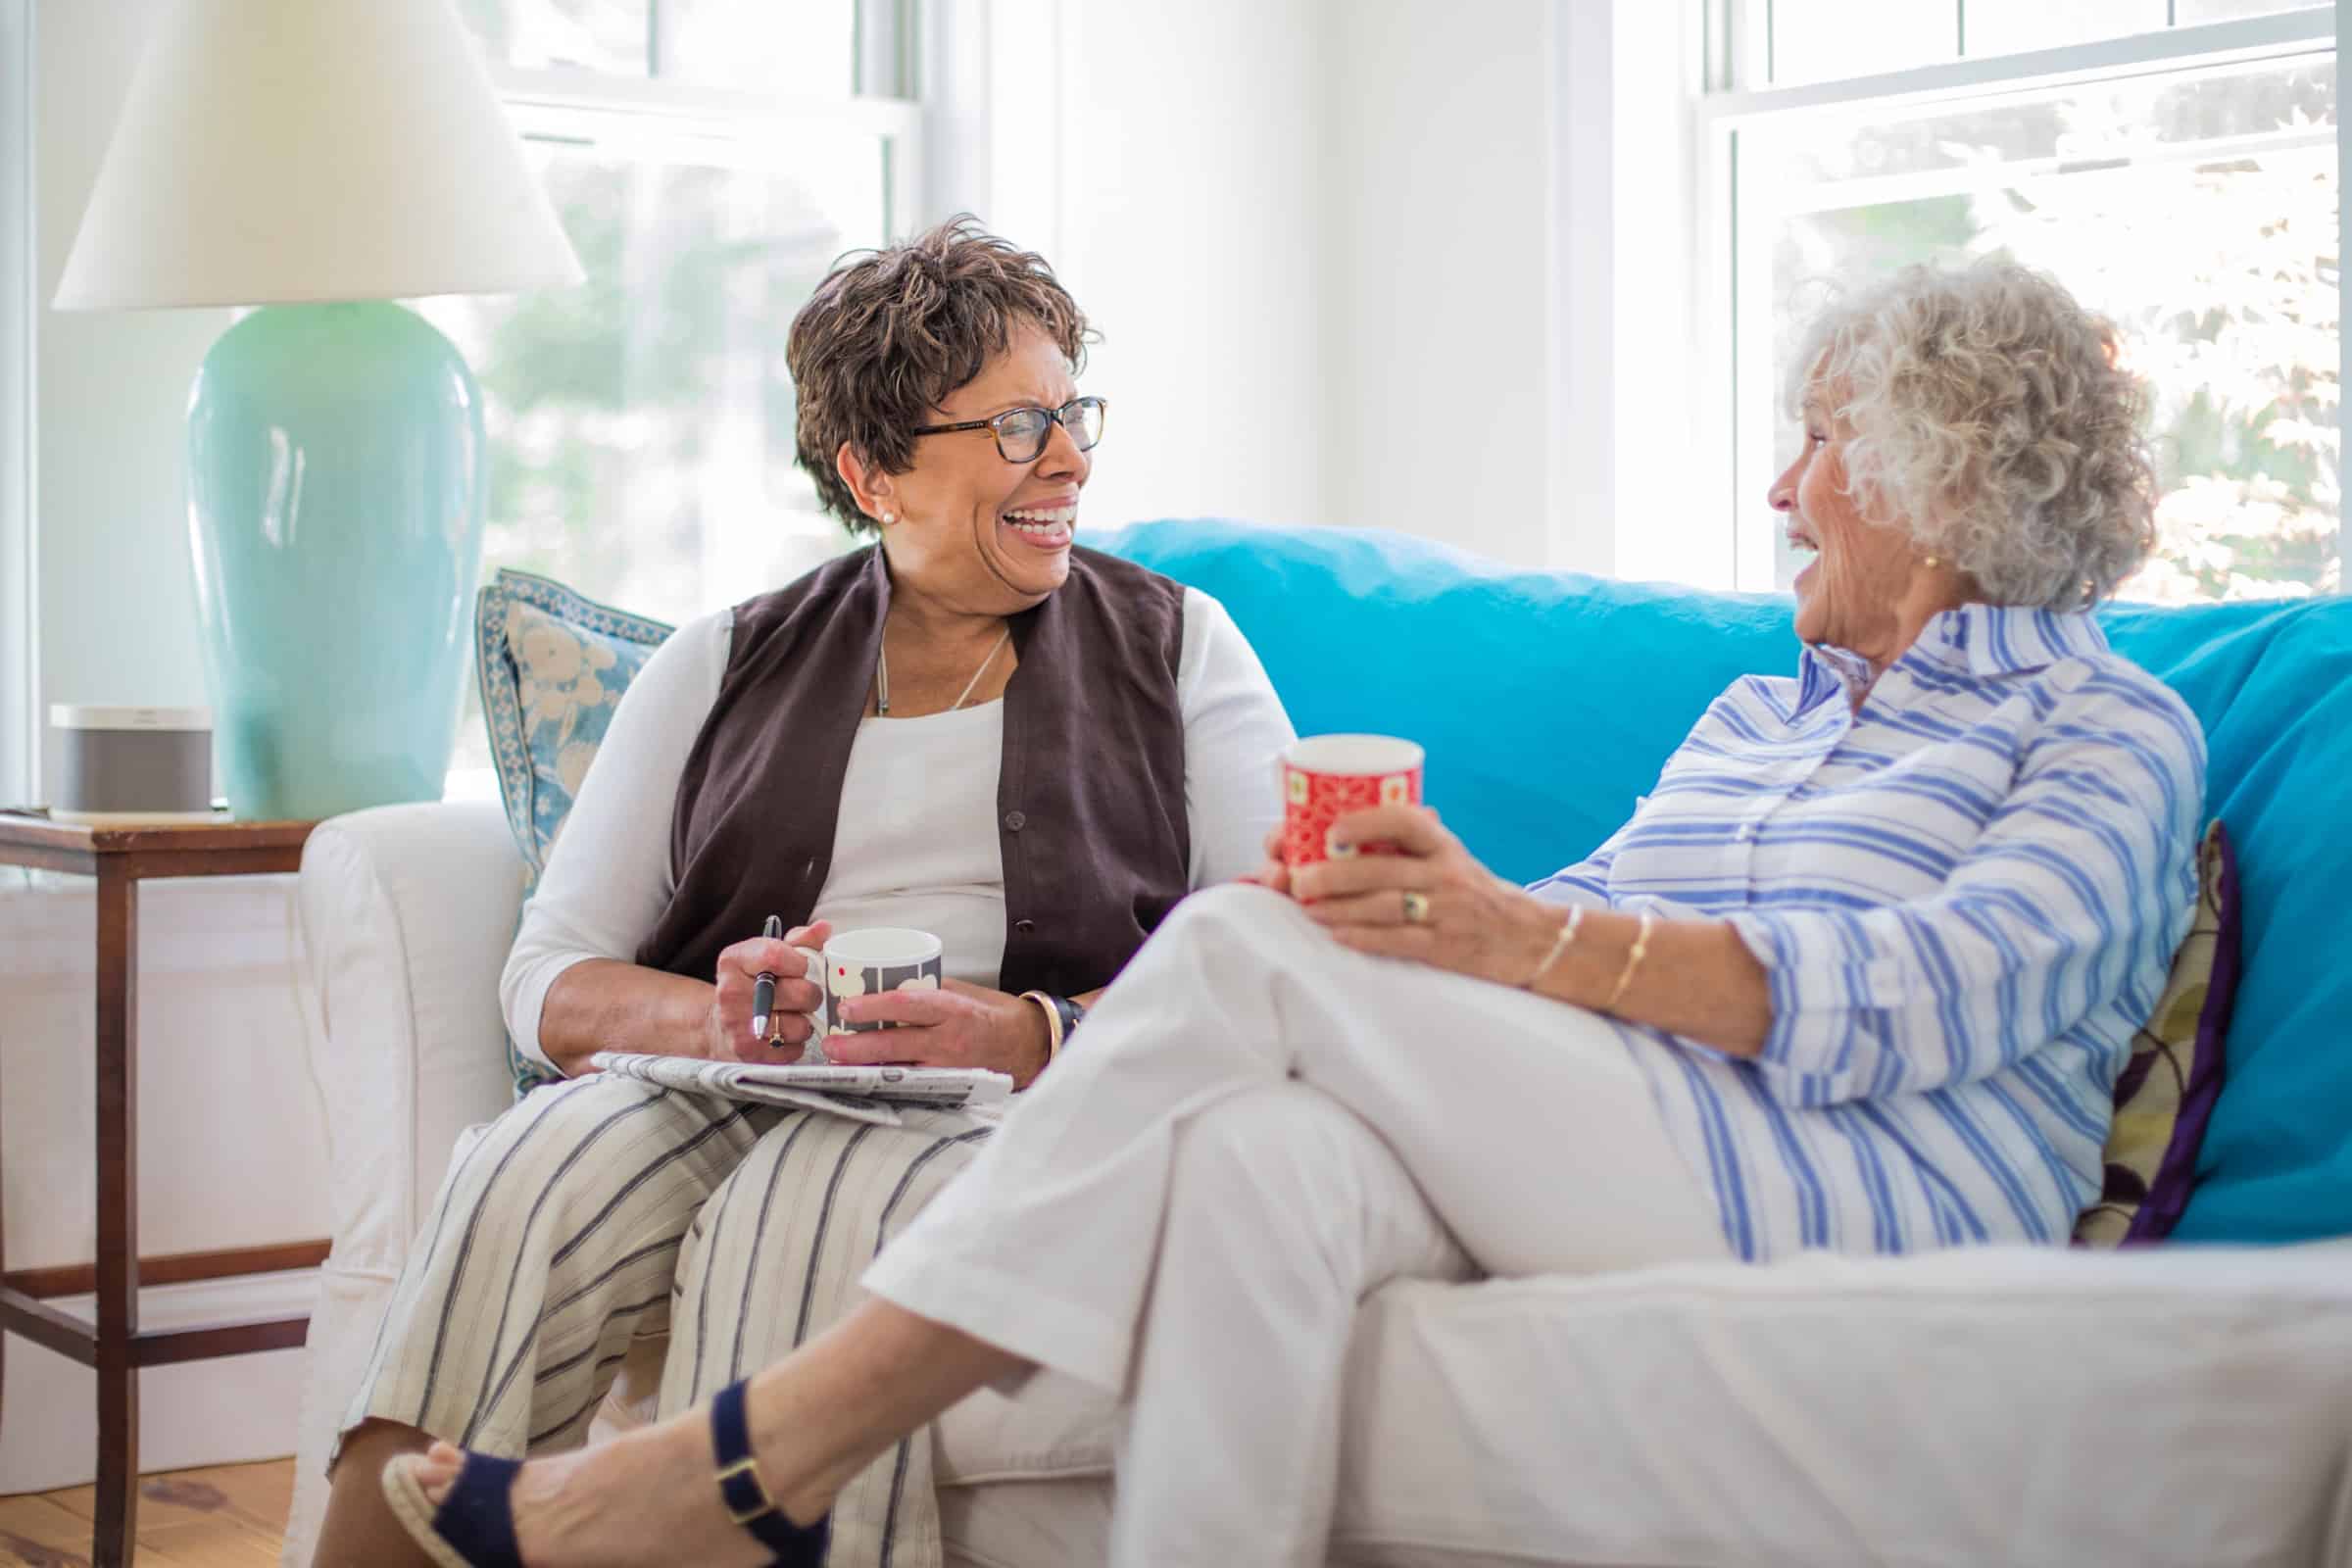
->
xmin=1604 ymin=909 xmax=1656 ymax=1012
xmin=1019 ymin=990 xmax=1065 ymax=1068
xmin=1525 ymin=905 xmax=1585 ymax=989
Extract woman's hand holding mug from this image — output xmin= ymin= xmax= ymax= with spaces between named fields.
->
xmin=1240 ymin=732 xmax=1561 ymax=988
xmin=827 ymin=982 xmax=1054 ymax=1088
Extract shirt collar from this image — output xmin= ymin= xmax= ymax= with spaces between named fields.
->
xmin=1902 ymin=602 xmax=2110 ymax=677
xmin=1795 ymin=603 xmax=2108 ymax=710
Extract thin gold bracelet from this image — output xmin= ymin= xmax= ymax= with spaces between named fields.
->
xmin=1524 ymin=905 xmax=1585 ymax=989
xmin=1604 ymin=909 xmax=1656 ymax=1012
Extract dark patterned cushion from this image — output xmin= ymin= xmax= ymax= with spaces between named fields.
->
xmin=2075 ymin=821 xmax=2238 ymax=1247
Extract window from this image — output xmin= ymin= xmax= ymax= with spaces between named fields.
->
xmin=428 ymin=0 xmax=916 ymax=778
xmin=1704 ymin=3 xmax=2340 ymax=602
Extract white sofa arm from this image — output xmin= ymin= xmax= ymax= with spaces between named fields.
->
xmin=296 ymin=800 xmax=524 ymax=1274
xmin=285 ymin=800 xmax=527 ymax=1567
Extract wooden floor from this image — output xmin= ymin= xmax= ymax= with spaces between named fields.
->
xmin=0 ymin=1459 xmax=291 ymax=1566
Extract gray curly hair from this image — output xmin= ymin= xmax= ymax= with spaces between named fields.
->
xmin=1785 ymin=257 xmax=2158 ymax=611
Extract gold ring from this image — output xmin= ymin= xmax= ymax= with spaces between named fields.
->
xmin=1401 ymin=890 xmax=1431 ymax=924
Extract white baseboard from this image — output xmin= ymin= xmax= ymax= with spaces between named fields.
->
xmin=0 ymin=1266 xmax=318 ymax=1495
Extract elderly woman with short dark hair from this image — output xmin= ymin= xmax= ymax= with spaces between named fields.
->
xmin=385 ymin=259 xmax=2208 ymax=1568
xmin=308 ymin=219 xmax=1294 ymax=1565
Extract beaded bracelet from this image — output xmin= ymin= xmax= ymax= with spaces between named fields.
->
xmin=1524 ymin=905 xmax=1585 ymax=989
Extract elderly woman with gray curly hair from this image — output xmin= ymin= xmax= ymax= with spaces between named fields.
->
xmin=386 ymin=256 xmax=2208 ymax=1568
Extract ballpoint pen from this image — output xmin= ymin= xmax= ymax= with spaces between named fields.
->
xmin=750 ymin=913 xmax=783 ymax=1039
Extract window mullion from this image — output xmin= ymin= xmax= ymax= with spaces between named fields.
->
xmin=855 ymin=0 xmax=914 ymax=101
xmin=1703 ymin=8 xmax=2332 ymax=122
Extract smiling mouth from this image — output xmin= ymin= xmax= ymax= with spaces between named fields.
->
xmin=1001 ymin=505 xmax=1076 ymax=548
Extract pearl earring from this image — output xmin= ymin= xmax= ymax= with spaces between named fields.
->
xmin=1923 ymin=555 xmax=1940 ymax=568
xmin=881 ymin=512 xmax=897 ymax=526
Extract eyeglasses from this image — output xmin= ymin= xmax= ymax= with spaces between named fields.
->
xmin=910 ymin=396 xmax=1107 ymax=464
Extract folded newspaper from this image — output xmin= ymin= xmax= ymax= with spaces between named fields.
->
xmin=590 ymin=1052 xmax=1013 ymax=1128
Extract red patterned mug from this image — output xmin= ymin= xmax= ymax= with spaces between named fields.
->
xmin=1280 ymin=734 xmax=1425 ymax=868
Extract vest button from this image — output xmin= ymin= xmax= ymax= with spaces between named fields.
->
xmin=1013 ymin=917 xmax=1036 ymax=934
xmin=1004 ymin=810 xmax=1027 ymax=831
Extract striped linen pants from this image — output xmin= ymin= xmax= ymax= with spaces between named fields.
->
xmin=343 ymin=1073 xmax=993 ymax=1565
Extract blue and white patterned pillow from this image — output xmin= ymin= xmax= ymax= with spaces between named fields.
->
xmin=475 ymin=568 xmax=674 ymax=1095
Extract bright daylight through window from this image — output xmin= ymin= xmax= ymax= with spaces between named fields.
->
xmin=427 ymin=0 xmax=906 ymax=777
xmin=1720 ymin=2 xmax=2340 ymax=603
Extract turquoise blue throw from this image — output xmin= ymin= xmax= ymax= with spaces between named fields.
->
xmin=1099 ymin=519 xmax=2352 ymax=1246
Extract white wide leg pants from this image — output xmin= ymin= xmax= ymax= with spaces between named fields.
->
xmin=863 ymin=885 xmax=1729 ymax=1566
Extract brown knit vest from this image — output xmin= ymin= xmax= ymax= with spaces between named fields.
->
xmin=634 ymin=543 xmax=1193 ymax=996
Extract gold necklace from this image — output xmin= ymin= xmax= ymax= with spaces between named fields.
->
xmin=874 ymin=626 xmax=1010 ymax=716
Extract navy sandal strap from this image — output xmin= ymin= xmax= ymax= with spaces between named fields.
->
xmin=711 ymin=1379 xmax=830 ymax=1564
xmin=428 ymin=1453 xmax=525 ymax=1568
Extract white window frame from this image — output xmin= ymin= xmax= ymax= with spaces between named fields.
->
xmin=473 ymin=0 xmax=926 ymax=533
xmin=431 ymin=1 xmax=931 ymax=799
xmin=485 ymin=67 xmax=924 ymax=221
xmin=1 ymin=2 xmax=30 ymax=806
xmin=1695 ymin=4 xmax=2341 ymax=592
xmin=1554 ymin=3 xmax=2343 ymax=592
xmin=476 ymin=0 xmax=929 ymax=255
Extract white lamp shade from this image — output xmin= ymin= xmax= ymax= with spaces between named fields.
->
xmin=53 ymin=0 xmax=585 ymax=310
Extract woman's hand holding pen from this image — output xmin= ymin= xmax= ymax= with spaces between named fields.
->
xmin=705 ymin=919 xmax=830 ymax=1062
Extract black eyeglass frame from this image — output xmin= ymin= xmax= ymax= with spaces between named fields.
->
xmin=909 ymin=396 xmax=1108 ymax=463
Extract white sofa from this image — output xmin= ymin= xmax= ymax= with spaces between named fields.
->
xmin=284 ymin=800 xmax=2352 ymax=1567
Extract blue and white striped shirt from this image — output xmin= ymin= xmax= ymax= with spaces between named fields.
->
xmin=1531 ymin=604 xmax=2205 ymax=1260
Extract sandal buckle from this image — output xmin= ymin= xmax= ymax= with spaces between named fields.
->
xmin=716 ymin=1455 xmax=776 ymax=1524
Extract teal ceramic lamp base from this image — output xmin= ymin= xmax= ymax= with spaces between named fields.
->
xmin=186 ymin=302 xmax=486 ymax=820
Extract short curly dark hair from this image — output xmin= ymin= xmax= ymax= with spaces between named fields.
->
xmin=787 ymin=217 xmax=1094 ymax=535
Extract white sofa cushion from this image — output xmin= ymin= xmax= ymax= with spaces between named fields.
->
xmin=1331 ymin=1245 xmax=2352 ymax=1567
xmin=930 ymin=1245 xmax=2352 ymax=1567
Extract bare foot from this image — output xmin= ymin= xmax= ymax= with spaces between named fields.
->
xmin=404 ymin=1418 xmax=829 ymax=1567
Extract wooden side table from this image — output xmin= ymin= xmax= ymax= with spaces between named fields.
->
xmin=0 ymin=813 xmax=330 ymax=1568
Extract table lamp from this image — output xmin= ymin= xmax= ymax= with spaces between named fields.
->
xmin=51 ymin=0 xmax=583 ymax=820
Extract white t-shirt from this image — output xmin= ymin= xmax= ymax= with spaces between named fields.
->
xmin=502 ymin=587 xmax=1294 ymax=1070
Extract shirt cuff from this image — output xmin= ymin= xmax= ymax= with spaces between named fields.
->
xmin=1725 ymin=908 xmax=1908 ymax=1102
xmin=501 ymin=950 xmax=593 ymax=1073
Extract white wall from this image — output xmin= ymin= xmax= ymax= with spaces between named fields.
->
xmin=970 ymin=0 xmax=1568 ymax=566
xmin=978 ymin=0 xmax=1338 ymax=536
xmin=35 ymin=0 xmax=223 ymax=796
xmin=1319 ymin=0 xmax=1555 ymax=566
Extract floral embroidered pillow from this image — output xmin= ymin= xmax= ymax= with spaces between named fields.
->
xmin=2074 ymin=820 xmax=2238 ymax=1247
xmin=475 ymin=569 xmax=673 ymax=1094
